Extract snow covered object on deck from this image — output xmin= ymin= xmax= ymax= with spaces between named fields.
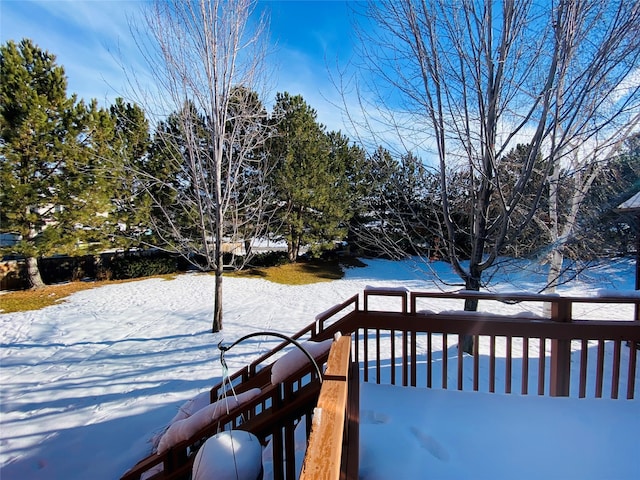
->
xmin=156 ymin=388 xmax=261 ymax=454
xmin=270 ymin=338 xmax=334 ymax=385
xmin=192 ymin=430 xmax=263 ymax=480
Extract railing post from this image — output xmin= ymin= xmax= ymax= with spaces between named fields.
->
xmin=300 ymin=336 xmax=352 ymax=480
xmin=550 ymin=298 xmax=571 ymax=397
xmin=342 ymin=358 xmax=360 ymax=480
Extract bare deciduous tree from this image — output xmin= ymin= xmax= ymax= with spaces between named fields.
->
xmin=346 ymin=1 xmax=640 ymax=327
xmin=130 ymin=0 xmax=272 ymax=332
xmin=537 ymin=0 xmax=640 ymax=293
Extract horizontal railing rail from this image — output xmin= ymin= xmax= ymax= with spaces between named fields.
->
xmin=315 ymin=294 xmax=359 ymax=336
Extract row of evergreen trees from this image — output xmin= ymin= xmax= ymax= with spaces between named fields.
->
xmin=1 ymin=39 xmax=638 ymax=288
xmin=0 ymin=40 xmax=360 ymax=274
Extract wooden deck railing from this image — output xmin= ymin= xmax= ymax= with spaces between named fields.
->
xmin=299 ymin=335 xmax=359 ymax=480
xmin=120 ymin=343 xmax=328 ymax=480
xmin=121 ymin=289 xmax=639 ymax=480
xmin=316 ymin=289 xmax=640 ymax=399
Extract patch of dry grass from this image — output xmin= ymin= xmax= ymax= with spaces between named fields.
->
xmin=227 ymin=257 xmax=365 ymax=285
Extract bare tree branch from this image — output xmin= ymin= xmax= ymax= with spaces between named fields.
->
xmin=345 ymin=0 xmax=639 ymax=302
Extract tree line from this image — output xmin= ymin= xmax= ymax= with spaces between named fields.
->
xmin=1 ymin=38 xmax=635 ymax=280
xmin=0 ymin=40 xmax=368 ymax=286
xmin=2 ymin=0 xmax=639 ymax=336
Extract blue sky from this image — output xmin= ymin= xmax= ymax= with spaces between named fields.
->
xmin=0 ymin=0 xmax=363 ymax=134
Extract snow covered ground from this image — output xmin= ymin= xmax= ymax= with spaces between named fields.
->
xmin=0 ymin=257 xmax=638 ymax=480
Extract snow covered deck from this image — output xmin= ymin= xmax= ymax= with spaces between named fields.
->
xmin=359 ymin=383 xmax=639 ymax=479
xmin=120 ymin=288 xmax=640 ymax=480
xmin=303 ymin=289 xmax=640 ymax=479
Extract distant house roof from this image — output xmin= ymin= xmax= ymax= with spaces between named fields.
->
xmin=617 ymin=191 xmax=640 ymax=213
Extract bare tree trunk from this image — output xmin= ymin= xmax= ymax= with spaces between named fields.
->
xmin=213 ymin=266 xmax=223 ymax=332
xmin=462 ymin=274 xmax=481 ymax=354
xmin=26 ymin=256 xmax=45 ymax=289
xmin=546 ymin=249 xmax=565 ymax=293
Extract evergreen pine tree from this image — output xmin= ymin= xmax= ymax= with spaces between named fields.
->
xmin=109 ymin=98 xmax=151 ymax=248
xmin=269 ymin=93 xmax=353 ymax=261
xmin=0 ymin=39 xmax=115 ymax=287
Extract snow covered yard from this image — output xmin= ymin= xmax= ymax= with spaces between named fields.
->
xmin=0 ymin=258 xmax=638 ymax=480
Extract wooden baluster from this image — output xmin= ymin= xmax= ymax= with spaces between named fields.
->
xmin=489 ymin=336 xmax=496 ymax=393
xmin=627 ymin=343 xmax=637 ymax=400
xmin=521 ymin=337 xmax=529 ymax=395
xmin=550 ymin=299 xmax=571 ymax=397
xmin=595 ymin=340 xmax=605 ymax=398
xmin=611 ymin=340 xmax=621 ymax=399
xmin=505 ymin=336 xmax=512 ymax=394
xmin=538 ymin=338 xmax=546 ymax=396
xmin=579 ymin=339 xmax=588 ymax=398
xmin=442 ymin=334 xmax=448 ymax=389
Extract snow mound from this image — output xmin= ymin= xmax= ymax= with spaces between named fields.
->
xmin=157 ymin=388 xmax=261 ymax=454
xmin=271 ymin=339 xmax=333 ymax=385
xmin=169 ymin=391 xmax=211 ymax=424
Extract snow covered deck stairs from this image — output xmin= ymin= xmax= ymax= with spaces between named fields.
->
xmin=121 ymin=289 xmax=640 ymax=480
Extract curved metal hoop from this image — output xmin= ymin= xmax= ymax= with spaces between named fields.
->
xmin=218 ymin=331 xmax=324 ymax=384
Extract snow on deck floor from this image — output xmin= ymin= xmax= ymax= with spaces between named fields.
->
xmin=359 ymin=382 xmax=639 ymax=480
